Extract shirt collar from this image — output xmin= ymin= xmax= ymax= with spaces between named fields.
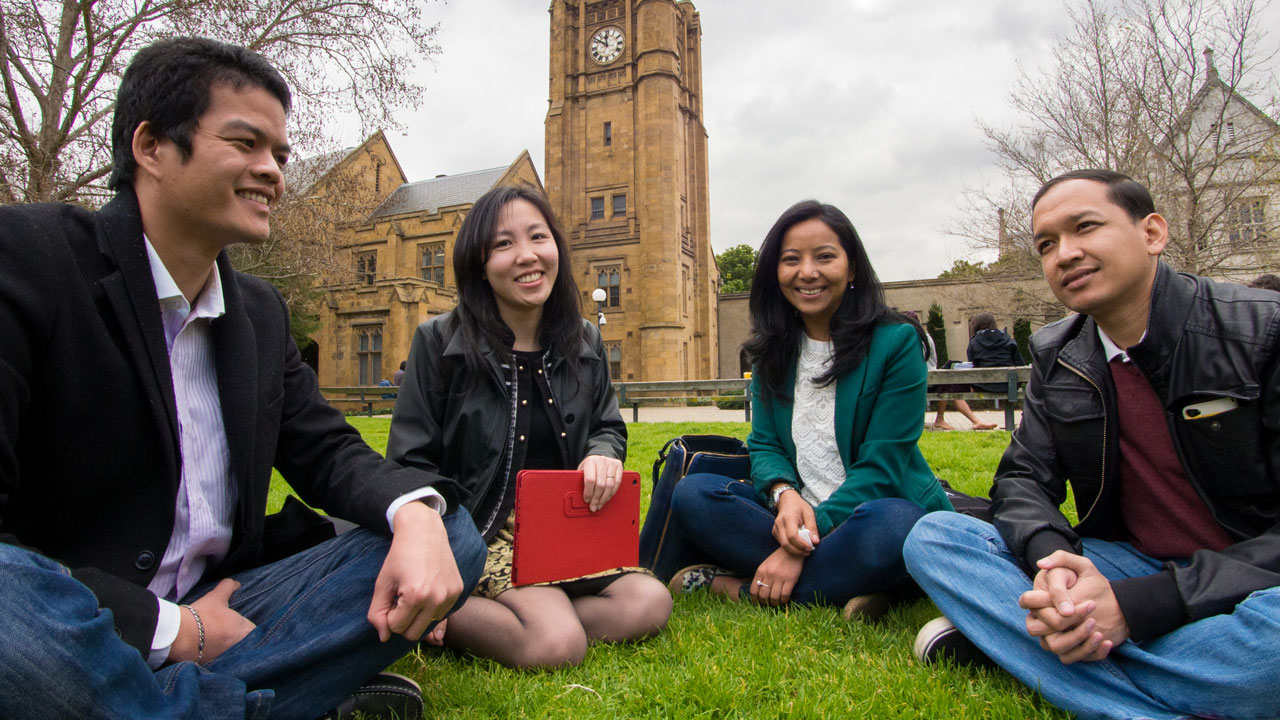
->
xmin=144 ymin=236 xmax=225 ymax=321
xmin=1096 ymin=324 xmax=1145 ymax=364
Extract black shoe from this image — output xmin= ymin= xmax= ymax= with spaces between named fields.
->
xmin=322 ymin=672 xmax=424 ymax=719
xmin=913 ymin=616 xmax=996 ymax=669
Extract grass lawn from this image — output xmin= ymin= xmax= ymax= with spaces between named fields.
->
xmin=270 ymin=419 xmax=1074 ymax=719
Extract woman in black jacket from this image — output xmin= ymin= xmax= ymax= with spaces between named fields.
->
xmin=967 ymin=312 xmax=1023 ymax=368
xmin=386 ymin=185 xmax=670 ymax=668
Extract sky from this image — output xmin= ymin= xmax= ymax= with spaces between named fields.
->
xmin=328 ymin=0 xmax=1274 ymax=282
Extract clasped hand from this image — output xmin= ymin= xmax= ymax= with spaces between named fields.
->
xmin=1018 ymin=551 xmax=1130 ymax=664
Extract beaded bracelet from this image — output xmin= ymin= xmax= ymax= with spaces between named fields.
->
xmin=180 ymin=604 xmax=205 ymax=664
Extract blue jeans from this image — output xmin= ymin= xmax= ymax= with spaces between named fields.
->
xmin=0 ymin=510 xmax=485 ymax=720
xmin=904 ymin=511 xmax=1280 ymax=720
xmin=670 ymin=472 xmax=928 ymax=605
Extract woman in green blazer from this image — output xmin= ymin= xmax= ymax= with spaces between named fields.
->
xmin=669 ymin=200 xmax=952 ymax=618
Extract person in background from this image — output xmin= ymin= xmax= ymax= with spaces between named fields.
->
xmin=1247 ymin=273 xmax=1280 ymax=292
xmin=905 ymin=169 xmax=1280 ymax=720
xmin=666 ymin=200 xmax=953 ymax=621
xmin=393 ymin=360 xmax=406 ymax=385
xmin=966 ymin=312 xmax=1025 ymax=395
xmin=387 ymin=185 xmax=671 ymax=669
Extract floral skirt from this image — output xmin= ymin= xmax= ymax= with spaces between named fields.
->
xmin=474 ymin=511 xmax=650 ymax=599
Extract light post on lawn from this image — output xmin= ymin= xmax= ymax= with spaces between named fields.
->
xmin=591 ymin=287 xmax=607 ymax=328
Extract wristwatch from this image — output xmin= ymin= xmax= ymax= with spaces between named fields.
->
xmin=768 ymin=483 xmax=796 ymax=511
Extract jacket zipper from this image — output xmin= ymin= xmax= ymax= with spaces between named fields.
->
xmin=1056 ymin=357 xmax=1107 ymax=526
xmin=480 ymin=354 xmax=520 ymax=538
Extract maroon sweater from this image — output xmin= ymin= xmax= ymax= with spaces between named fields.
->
xmin=1110 ymin=359 xmax=1233 ymax=557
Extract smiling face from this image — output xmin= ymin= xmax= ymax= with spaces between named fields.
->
xmin=141 ymin=83 xmax=290 ymax=254
xmin=484 ymin=197 xmax=560 ymax=336
xmin=776 ymin=217 xmax=854 ymax=340
xmin=1031 ymin=178 xmax=1166 ymax=337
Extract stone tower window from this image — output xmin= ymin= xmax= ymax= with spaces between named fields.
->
xmin=597 ymin=266 xmax=621 ymax=307
xmin=590 ymin=197 xmax=605 ymax=220
xmin=356 ymin=326 xmax=383 ymax=385
xmin=419 ymin=242 xmax=445 ymax=284
xmin=604 ymin=121 xmax=612 ymax=146
xmin=611 ymin=194 xmax=626 ymax=217
xmin=356 ymin=250 xmax=377 ymax=286
xmin=606 ymin=342 xmax=622 ymax=381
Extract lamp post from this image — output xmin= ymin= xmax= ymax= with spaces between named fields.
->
xmin=591 ymin=287 xmax=607 ymax=327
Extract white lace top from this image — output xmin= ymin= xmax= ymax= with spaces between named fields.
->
xmin=791 ymin=336 xmax=843 ymax=506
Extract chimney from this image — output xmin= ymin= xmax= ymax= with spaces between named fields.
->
xmin=1204 ymin=47 xmax=1218 ymax=81
xmin=997 ymin=207 xmax=1009 ymax=260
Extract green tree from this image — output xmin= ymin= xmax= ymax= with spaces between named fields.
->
xmin=1013 ymin=318 xmax=1032 ymax=364
xmin=716 ymin=244 xmax=757 ymax=294
xmin=926 ymin=303 xmax=949 ymax=367
xmin=936 ymin=259 xmax=990 ymax=279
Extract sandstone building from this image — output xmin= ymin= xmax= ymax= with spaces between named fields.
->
xmin=308 ymin=135 xmax=542 ymax=387
xmin=545 ymin=0 xmax=718 ymax=381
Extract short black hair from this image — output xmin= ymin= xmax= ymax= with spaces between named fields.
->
xmin=1248 ymin=274 xmax=1280 ymax=292
xmin=109 ymin=37 xmax=291 ymax=189
xmin=1031 ymin=169 xmax=1155 ymax=222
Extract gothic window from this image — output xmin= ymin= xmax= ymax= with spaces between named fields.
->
xmin=356 ymin=326 xmax=383 ymax=385
xmin=1227 ymin=198 xmax=1268 ymax=244
xmin=419 ymin=242 xmax=445 ymax=284
xmin=606 ymin=342 xmax=622 ymax=382
xmin=604 ymin=121 xmax=612 ymax=147
xmin=356 ymin=250 xmax=377 ymax=286
xmin=681 ymin=266 xmax=690 ymax=317
xmin=597 ymin=266 xmax=621 ymax=307
xmin=590 ymin=197 xmax=605 ymax=220
xmin=612 ymin=194 xmax=626 ymax=217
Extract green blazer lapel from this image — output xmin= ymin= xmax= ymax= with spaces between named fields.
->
xmin=833 ymin=351 xmax=871 ymax=467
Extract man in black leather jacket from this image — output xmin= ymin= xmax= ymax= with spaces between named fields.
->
xmin=903 ymin=170 xmax=1280 ymax=720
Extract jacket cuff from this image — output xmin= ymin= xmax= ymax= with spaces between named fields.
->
xmin=1111 ymin=571 xmax=1186 ymax=641
xmin=1022 ymin=529 xmax=1076 ymax=576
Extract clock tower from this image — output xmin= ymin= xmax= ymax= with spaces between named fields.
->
xmin=546 ymin=0 xmax=718 ymax=382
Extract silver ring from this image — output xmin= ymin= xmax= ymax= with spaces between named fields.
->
xmin=756 ymin=580 xmax=770 ymax=588
xmin=606 ymin=474 xmax=615 ymax=480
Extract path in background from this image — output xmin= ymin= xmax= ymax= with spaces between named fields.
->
xmin=622 ymin=404 xmax=1020 ymax=429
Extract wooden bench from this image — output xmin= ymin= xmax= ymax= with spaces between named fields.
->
xmin=612 ymin=367 xmax=1031 ymax=430
xmin=925 ymin=366 xmax=1031 ymax=431
xmin=613 ymin=379 xmax=752 ymax=422
xmin=319 ymin=386 xmax=398 ymax=417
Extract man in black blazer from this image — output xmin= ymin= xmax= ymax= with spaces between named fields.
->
xmin=0 ymin=38 xmax=485 ymax=719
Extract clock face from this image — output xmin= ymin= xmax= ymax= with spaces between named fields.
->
xmin=590 ymin=27 xmax=624 ymax=65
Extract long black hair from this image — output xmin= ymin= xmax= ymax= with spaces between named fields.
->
xmin=743 ymin=200 xmax=925 ymax=400
xmin=449 ymin=184 xmax=583 ymax=378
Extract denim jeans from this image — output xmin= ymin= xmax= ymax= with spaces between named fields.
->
xmin=904 ymin=511 xmax=1280 ymax=720
xmin=0 ymin=510 xmax=485 ymax=720
xmin=670 ymin=472 xmax=928 ymax=605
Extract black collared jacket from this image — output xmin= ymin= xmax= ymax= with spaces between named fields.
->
xmin=991 ymin=262 xmax=1280 ymax=640
xmin=386 ymin=312 xmax=626 ymax=541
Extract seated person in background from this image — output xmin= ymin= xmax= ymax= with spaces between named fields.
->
xmin=667 ymin=201 xmax=953 ymax=621
xmin=905 ymin=169 xmax=1280 ymax=720
xmin=0 ymin=37 xmax=484 ymax=720
xmin=1247 ymin=273 xmax=1280 ymax=292
xmin=966 ymin=312 xmax=1025 ymax=394
xmin=387 ymin=185 xmax=671 ymax=669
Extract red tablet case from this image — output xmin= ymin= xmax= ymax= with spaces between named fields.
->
xmin=511 ymin=469 xmax=640 ymax=587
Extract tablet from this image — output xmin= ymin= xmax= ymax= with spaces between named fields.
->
xmin=511 ymin=469 xmax=640 ymax=587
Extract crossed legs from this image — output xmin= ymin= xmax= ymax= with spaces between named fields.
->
xmin=904 ymin=511 xmax=1280 ymax=720
xmin=441 ymin=572 xmax=672 ymax=668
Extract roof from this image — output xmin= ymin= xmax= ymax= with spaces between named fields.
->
xmin=368 ymin=165 xmax=509 ymax=220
